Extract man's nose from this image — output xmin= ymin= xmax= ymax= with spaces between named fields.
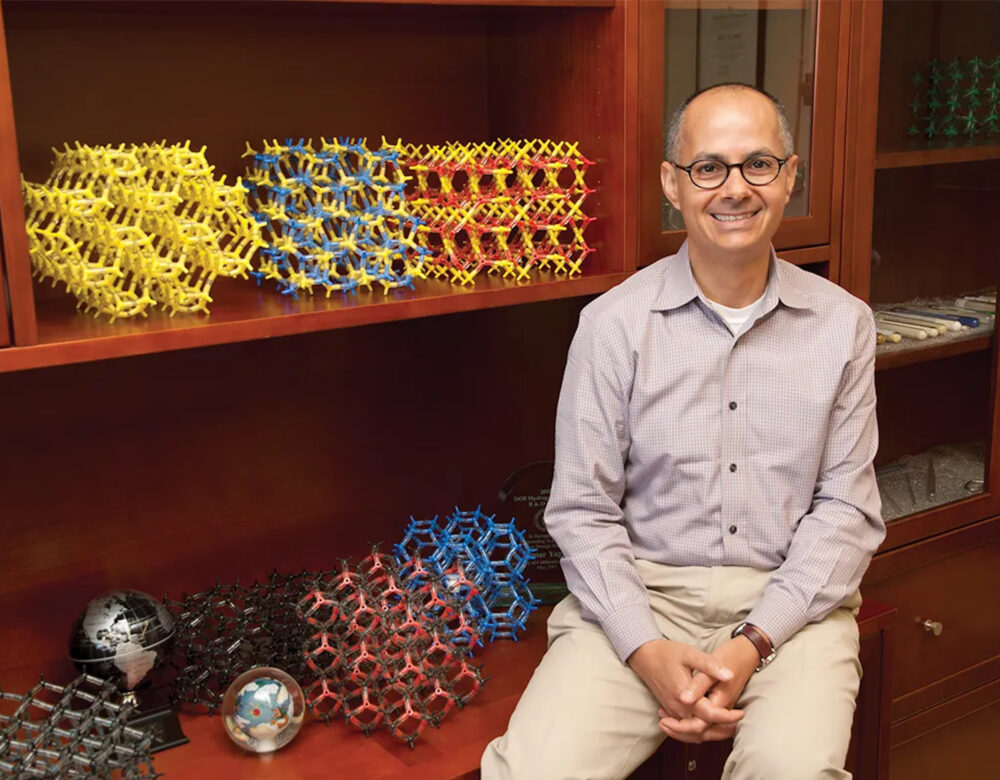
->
xmin=718 ymin=165 xmax=753 ymax=198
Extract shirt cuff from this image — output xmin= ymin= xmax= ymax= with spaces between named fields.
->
xmin=745 ymin=587 xmax=807 ymax=650
xmin=599 ymin=602 xmax=663 ymax=663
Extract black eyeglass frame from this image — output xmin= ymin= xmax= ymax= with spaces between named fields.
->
xmin=669 ymin=155 xmax=790 ymax=190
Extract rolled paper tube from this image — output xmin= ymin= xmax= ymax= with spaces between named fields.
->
xmin=955 ymin=298 xmax=996 ymax=312
xmin=914 ymin=307 xmax=980 ymax=327
xmin=876 ymin=314 xmax=942 ymax=335
xmin=924 ymin=305 xmax=987 ymax=323
xmin=875 ymin=328 xmax=902 ymax=343
xmin=874 ymin=318 xmax=928 ymax=339
xmin=960 ymin=294 xmax=997 ymax=304
xmin=878 ymin=310 xmax=945 ymax=329
xmin=934 ymin=302 xmax=995 ymax=316
xmin=889 ymin=309 xmax=962 ymax=331
xmin=875 ymin=317 xmax=938 ymax=339
xmin=876 ymin=311 xmax=938 ymax=329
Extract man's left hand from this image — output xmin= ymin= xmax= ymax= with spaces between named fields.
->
xmin=656 ymin=637 xmax=760 ymax=743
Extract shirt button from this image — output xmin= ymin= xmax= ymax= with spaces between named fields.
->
xmin=729 ymin=525 xmax=738 ymax=534
xmin=729 ymin=463 xmax=737 ymax=473
xmin=729 ymin=401 xmax=738 ymax=410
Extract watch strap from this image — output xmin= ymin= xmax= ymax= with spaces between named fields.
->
xmin=731 ymin=622 xmax=776 ymax=671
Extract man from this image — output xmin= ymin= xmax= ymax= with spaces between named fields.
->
xmin=481 ymin=83 xmax=884 ymax=779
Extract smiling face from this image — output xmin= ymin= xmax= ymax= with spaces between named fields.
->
xmin=661 ymin=87 xmax=798 ymax=263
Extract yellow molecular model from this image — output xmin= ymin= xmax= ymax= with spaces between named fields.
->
xmin=386 ymin=138 xmax=595 ymax=286
xmin=23 ymin=142 xmax=264 ymax=321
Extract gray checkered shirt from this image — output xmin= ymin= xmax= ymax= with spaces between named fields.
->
xmin=545 ymin=242 xmax=885 ymax=662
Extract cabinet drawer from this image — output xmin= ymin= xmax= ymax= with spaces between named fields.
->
xmin=864 ymin=535 xmax=1000 ymax=704
xmin=890 ymin=685 xmax=1000 ymax=780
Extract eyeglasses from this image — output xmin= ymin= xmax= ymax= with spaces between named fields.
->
xmin=670 ymin=155 xmax=789 ymax=190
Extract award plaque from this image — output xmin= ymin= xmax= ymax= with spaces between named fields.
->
xmin=498 ymin=461 xmax=568 ymax=604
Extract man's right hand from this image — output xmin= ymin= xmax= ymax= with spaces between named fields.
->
xmin=626 ymin=638 xmax=745 ymax=726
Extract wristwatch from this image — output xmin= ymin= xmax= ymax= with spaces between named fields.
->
xmin=731 ymin=622 xmax=776 ymax=672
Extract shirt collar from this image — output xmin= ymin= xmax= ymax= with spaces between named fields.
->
xmin=651 ymin=240 xmax=810 ymax=312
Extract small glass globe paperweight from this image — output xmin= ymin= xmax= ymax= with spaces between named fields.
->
xmin=221 ymin=667 xmax=305 ymax=753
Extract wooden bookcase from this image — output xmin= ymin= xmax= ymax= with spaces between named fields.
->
xmin=841 ymin=1 xmax=1000 ymax=778
xmin=5 ymin=1 xmax=992 ymax=777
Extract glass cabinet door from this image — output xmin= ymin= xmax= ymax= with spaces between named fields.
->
xmin=865 ymin=0 xmax=1000 ymax=538
xmin=638 ymin=0 xmax=842 ymax=265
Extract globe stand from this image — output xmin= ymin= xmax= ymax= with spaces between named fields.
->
xmin=124 ymin=688 xmax=189 ymax=753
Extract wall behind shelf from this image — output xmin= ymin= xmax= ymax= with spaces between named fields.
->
xmin=877 ymin=0 xmax=1000 ymax=152
xmin=0 ymin=296 xmax=588 ymax=691
xmin=874 ymin=349 xmax=993 ymax=466
xmin=871 ymin=161 xmax=1000 ymax=305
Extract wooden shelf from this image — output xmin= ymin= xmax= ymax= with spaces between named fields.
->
xmin=875 ymin=332 xmax=993 ymax=371
xmin=0 ymin=271 xmax=628 ymax=374
xmin=153 ymin=607 xmax=552 ymax=780
xmin=875 ymin=143 xmax=1000 ymax=170
xmin=295 ymin=0 xmax=616 ymax=5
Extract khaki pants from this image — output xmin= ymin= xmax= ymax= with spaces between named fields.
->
xmin=481 ymin=561 xmax=862 ymax=780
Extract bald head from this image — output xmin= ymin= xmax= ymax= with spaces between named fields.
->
xmin=665 ymin=83 xmax=794 ymax=163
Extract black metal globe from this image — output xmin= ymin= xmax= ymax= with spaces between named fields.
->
xmin=68 ymin=589 xmax=175 ymax=699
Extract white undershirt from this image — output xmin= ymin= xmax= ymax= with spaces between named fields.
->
xmin=705 ymin=292 xmax=765 ymax=335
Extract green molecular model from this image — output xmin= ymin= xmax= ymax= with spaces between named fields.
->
xmin=909 ymin=54 xmax=1000 ymax=143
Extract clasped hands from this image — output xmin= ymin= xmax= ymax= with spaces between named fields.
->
xmin=626 ymin=636 xmax=760 ymax=743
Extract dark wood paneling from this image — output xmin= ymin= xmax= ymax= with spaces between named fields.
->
xmin=889 ymin=683 xmax=1000 ymax=780
xmin=896 ymin=655 xmax=1000 ymax=725
xmin=4 ymin=2 xmax=492 ymax=185
xmin=870 ymin=162 xmax=1000 ymax=306
xmin=874 ymin=349 xmax=992 ymax=466
xmin=488 ymin=1 xmax=628 ymax=276
xmin=0 ymin=297 xmax=588 ymax=692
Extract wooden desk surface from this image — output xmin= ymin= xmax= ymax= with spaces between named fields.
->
xmin=153 ymin=608 xmax=553 ymax=779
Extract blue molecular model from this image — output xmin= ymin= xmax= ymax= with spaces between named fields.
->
xmin=395 ymin=506 xmax=540 ymax=642
xmin=243 ymin=138 xmax=432 ymax=298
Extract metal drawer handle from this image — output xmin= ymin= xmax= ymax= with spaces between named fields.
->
xmin=922 ymin=619 xmax=943 ymax=636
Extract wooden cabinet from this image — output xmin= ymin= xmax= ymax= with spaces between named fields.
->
xmin=865 ymin=517 xmax=1000 ymax=720
xmin=889 ymin=687 xmax=1000 ymax=780
xmin=843 ymin=1 xmax=1000 ymax=777
xmin=843 ymin=0 xmax=1000 ymax=545
xmin=635 ymin=0 xmax=846 ymax=269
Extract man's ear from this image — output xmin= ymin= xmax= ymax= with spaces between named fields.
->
xmin=661 ymin=161 xmax=681 ymax=210
xmin=782 ymin=154 xmax=800 ymax=204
